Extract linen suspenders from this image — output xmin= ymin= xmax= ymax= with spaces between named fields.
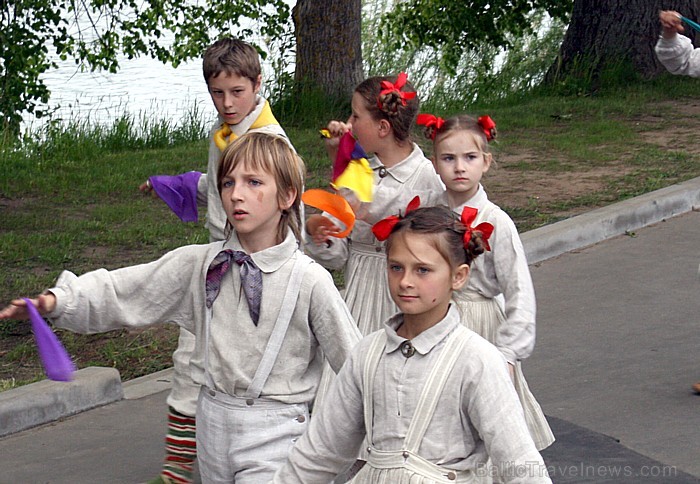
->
xmin=361 ymin=326 xmax=475 ymax=482
xmin=363 ymin=326 xmax=471 ymax=447
xmin=204 ymin=250 xmax=312 ymax=395
xmin=244 ymin=254 xmax=312 ymax=398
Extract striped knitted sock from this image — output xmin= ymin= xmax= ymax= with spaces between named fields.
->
xmin=158 ymin=406 xmax=197 ymax=484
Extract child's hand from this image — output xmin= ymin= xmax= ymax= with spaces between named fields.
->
xmin=325 ymin=120 xmax=352 ymax=138
xmin=0 ymin=294 xmax=57 ymax=320
xmin=336 ymin=188 xmax=370 ymax=221
xmin=139 ymin=179 xmax=160 ymax=199
xmin=306 ymin=214 xmax=341 ymax=245
xmin=659 ymin=10 xmax=684 ymax=38
xmin=323 ymin=121 xmax=352 ymax=160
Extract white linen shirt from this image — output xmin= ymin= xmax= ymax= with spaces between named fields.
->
xmin=47 ymin=231 xmax=361 ymax=404
xmin=304 ymin=143 xmax=444 ymax=270
xmin=274 ymin=305 xmax=550 ymax=483
xmin=655 ymin=34 xmax=700 ymax=78
xmin=442 ymin=185 xmax=536 ymax=364
xmin=196 ymin=95 xmax=291 ymax=241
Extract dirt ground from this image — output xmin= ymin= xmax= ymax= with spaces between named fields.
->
xmin=486 ymin=99 xmax=700 ymax=226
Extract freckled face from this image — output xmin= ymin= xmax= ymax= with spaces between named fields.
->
xmin=220 ymin=163 xmax=290 ymax=253
xmin=387 ymin=233 xmax=456 ymax=328
xmin=434 ymin=131 xmax=491 ymax=205
xmin=208 ymin=72 xmax=261 ymax=125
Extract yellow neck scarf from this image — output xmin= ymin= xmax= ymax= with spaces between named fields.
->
xmin=213 ymin=101 xmax=279 ymax=151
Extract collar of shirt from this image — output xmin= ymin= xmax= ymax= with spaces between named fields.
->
xmin=383 ymin=304 xmax=462 ymax=356
xmin=369 ymin=143 xmax=425 ymax=184
xmin=223 ymin=229 xmax=299 ymax=274
xmin=441 ymin=183 xmax=488 ymax=212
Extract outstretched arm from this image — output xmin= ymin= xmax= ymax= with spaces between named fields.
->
xmin=138 ymin=178 xmax=159 ymax=199
xmin=0 ymin=293 xmax=56 ymax=320
xmin=655 ymin=11 xmax=700 ymax=78
xmin=273 ymin=348 xmax=366 ymax=483
xmin=2 ymin=244 xmax=205 ymax=335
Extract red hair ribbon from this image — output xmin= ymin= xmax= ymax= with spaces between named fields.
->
xmin=477 ymin=115 xmax=496 ymax=142
xmin=460 ymin=206 xmax=494 ymax=251
xmin=372 ymin=196 xmax=421 ymax=241
xmin=378 ymin=72 xmax=417 ymax=108
xmin=416 ymin=113 xmax=445 ymax=140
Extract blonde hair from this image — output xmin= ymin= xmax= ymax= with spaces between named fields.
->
xmin=217 ymin=132 xmax=305 ymax=243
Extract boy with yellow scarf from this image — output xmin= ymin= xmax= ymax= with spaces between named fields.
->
xmin=140 ymin=37 xmax=293 ymax=484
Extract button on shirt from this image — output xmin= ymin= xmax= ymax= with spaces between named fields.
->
xmin=274 ymin=305 xmax=548 ymax=482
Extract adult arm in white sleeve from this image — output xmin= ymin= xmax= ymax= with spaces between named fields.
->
xmin=655 ymin=34 xmax=700 ymax=78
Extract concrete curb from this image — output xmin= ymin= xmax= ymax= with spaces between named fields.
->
xmin=1 ymin=176 xmax=699 ymax=438
xmin=122 ymin=367 xmax=174 ymax=400
xmin=0 ymin=366 xmax=122 ymax=438
xmin=522 ymin=176 xmax=700 ymax=264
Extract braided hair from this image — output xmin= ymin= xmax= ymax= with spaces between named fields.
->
xmin=354 ymin=74 xmax=420 ymax=143
xmin=385 ymin=205 xmax=488 ymax=268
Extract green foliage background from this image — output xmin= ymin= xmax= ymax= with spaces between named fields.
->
xmin=0 ymin=0 xmax=291 ymax=133
xmin=1 ymin=0 xmax=580 ymax=136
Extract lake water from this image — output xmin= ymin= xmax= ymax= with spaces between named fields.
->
xmin=21 ymin=14 xmax=293 ymax=132
xmin=25 ymin=53 xmax=218 ymax=131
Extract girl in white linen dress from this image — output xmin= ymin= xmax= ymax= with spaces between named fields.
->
xmin=274 ymin=205 xmax=551 ymax=483
xmin=305 ymin=73 xmax=444 ymax=338
xmin=419 ymin=114 xmax=554 ymax=450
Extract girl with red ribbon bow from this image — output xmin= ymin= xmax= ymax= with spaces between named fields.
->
xmin=273 ymin=204 xmax=551 ymax=483
xmin=421 ymin=114 xmax=555 ymax=451
xmin=305 ymin=73 xmax=443 ymax=334
xmin=304 ymin=73 xmax=445 ymax=426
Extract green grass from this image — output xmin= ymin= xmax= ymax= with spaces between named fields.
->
xmin=461 ymin=74 xmax=700 ymax=230
xmin=1 ymin=74 xmax=700 ymax=389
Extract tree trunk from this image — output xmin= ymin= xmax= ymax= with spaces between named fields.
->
xmin=546 ymin=0 xmax=700 ymax=83
xmin=292 ymin=0 xmax=363 ymax=98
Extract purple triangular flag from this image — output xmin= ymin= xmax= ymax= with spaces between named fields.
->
xmin=149 ymin=171 xmax=202 ymax=223
xmin=23 ymin=298 xmax=76 ymax=382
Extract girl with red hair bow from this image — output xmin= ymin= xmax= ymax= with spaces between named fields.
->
xmin=418 ymin=113 xmax=555 ymax=451
xmin=304 ymin=74 xmax=444 ymax=413
xmin=274 ymin=205 xmax=550 ymax=483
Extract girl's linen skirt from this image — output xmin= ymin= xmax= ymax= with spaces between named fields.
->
xmin=453 ymin=290 xmax=555 ymax=450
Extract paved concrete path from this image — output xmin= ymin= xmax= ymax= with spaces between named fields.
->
xmin=1 ymin=187 xmax=699 ymax=483
xmin=529 ymin=209 xmax=700 ymax=481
